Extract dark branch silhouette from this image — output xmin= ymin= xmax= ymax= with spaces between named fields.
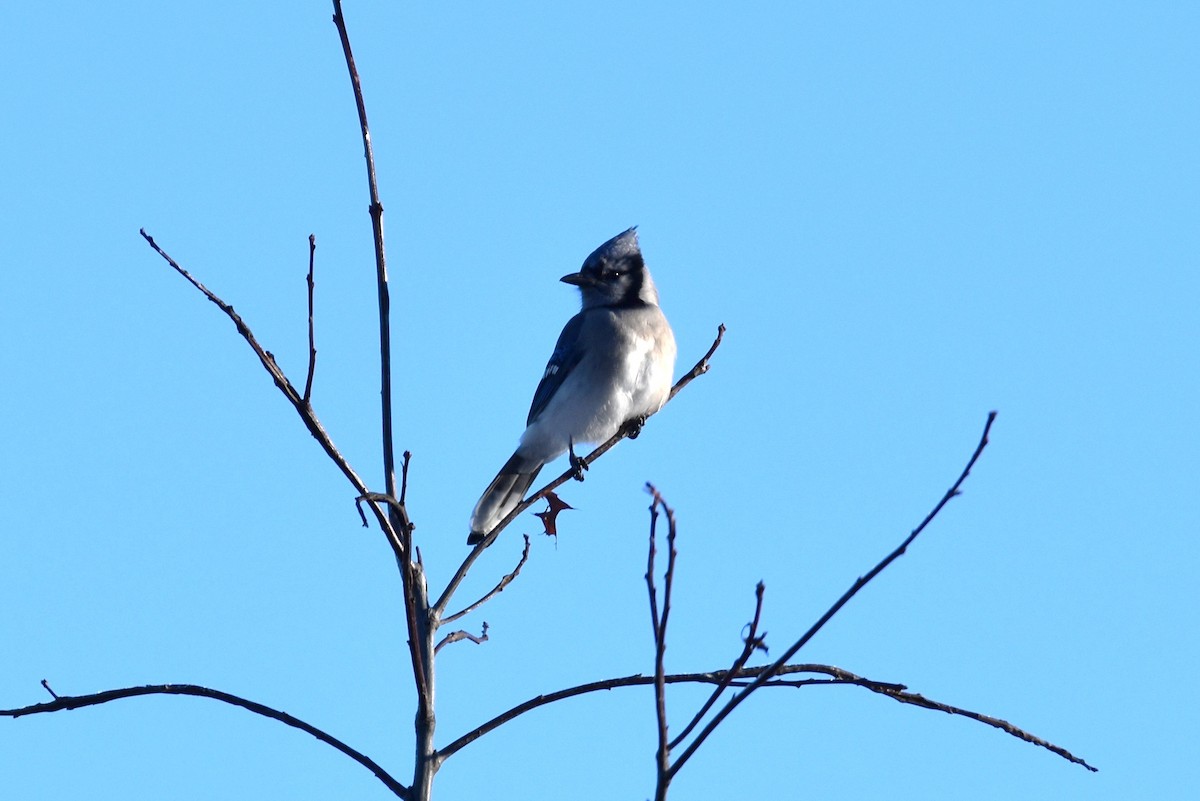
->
xmin=1 ymin=683 xmax=410 ymax=799
xmin=434 ymin=662 xmax=1095 ymax=772
xmin=303 ymin=233 xmax=318 ymax=403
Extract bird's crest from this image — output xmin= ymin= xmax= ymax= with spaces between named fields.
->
xmin=583 ymin=227 xmax=640 ymax=270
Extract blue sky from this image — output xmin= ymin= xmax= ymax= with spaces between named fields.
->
xmin=2 ymin=1 xmax=1197 ymax=799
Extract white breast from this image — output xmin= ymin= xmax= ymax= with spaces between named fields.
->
xmin=518 ymin=305 xmax=677 ymax=463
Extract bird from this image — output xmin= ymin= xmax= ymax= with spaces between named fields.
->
xmin=467 ymin=228 xmax=677 ymax=545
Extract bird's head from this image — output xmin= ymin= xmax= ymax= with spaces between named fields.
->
xmin=561 ymin=227 xmax=660 ymax=309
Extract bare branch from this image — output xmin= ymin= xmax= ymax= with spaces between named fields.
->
xmin=443 ymin=536 xmax=531 ymax=625
xmin=871 ymin=685 xmax=1097 ymax=772
xmin=138 ymin=229 xmax=404 ymax=560
xmin=303 ymin=233 xmax=318 ymax=403
xmin=644 ymin=485 xmax=677 ymax=800
xmin=433 ymin=324 xmax=726 ymax=619
xmin=2 ymin=683 xmax=411 ymax=798
xmin=435 ymin=622 xmax=490 ymax=654
xmin=435 ymin=661 xmax=1095 ymax=772
xmin=669 ymin=412 xmax=1000 ymax=778
xmin=329 ymin=0 xmax=397 ymax=512
xmin=329 ymin=8 xmax=433 ymax=775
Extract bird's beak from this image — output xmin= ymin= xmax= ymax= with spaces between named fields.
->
xmin=560 ymin=272 xmax=591 ymax=286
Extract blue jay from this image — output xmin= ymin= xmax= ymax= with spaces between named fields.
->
xmin=468 ymin=228 xmax=677 ymax=545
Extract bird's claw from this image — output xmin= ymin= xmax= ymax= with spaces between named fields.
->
xmin=624 ymin=415 xmax=647 ymax=440
xmin=568 ymin=441 xmax=589 ymax=482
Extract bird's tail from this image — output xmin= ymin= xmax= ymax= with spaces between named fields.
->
xmin=467 ymin=452 xmax=543 ymax=545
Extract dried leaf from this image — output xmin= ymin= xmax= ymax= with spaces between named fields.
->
xmin=534 ymin=491 xmax=575 ymax=539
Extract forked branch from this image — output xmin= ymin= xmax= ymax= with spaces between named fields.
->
xmin=139 ymin=229 xmax=405 ymax=560
xmin=668 ymin=412 xmax=1000 ymax=779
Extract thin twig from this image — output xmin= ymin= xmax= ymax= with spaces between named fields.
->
xmin=400 ymin=451 xmax=412 ymax=505
xmin=668 ymin=412 xmax=1000 ymax=779
xmin=433 ymin=324 xmax=726 ymax=619
xmin=667 ymin=323 xmax=725 ymax=402
xmin=2 ymin=683 xmax=411 ymax=798
xmin=669 ymin=582 xmax=766 ymax=750
xmin=435 ymin=660 xmax=1094 ymax=771
xmin=729 ymin=675 xmax=907 ymax=691
xmin=303 ymin=234 xmax=317 ymax=403
xmin=435 ymin=622 xmax=490 ymax=654
xmin=872 ymin=686 xmax=1097 ymax=771
xmin=443 ymin=536 xmax=531 ymax=625
xmin=358 ymin=492 xmax=408 ymax=526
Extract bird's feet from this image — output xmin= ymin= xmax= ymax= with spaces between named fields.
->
xmin=623 ymin=415 xmax=648 ymax=440
xmin=568 ymin=440 xmax=589 ymax=482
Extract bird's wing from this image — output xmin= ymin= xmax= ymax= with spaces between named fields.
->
xmin=527 ymin=312 xmax=587 ymax=426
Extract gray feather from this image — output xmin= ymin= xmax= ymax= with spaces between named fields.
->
xmin=467 ymin=452 xmax=544 ymax=544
